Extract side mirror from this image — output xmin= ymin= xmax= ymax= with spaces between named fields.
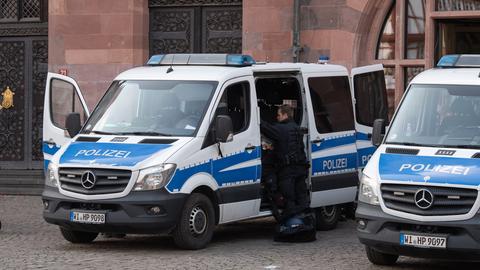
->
xmin=215 ymin=115 xmax=233 ymax=143
xmin=66 ymin=113 xmax=82 ymax=138
xmin=372 ymin=119 xmax=386 ymax=147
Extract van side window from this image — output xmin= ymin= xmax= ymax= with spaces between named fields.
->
xmin=308 ymin=76 xmax=355 ymax=133
xmin=354 ymin=71 xmax=389 ymax=126
xmin=50 ymin=78 xmax=86 ymax=129
xmin=216 ymin=81 xmax=250 ymax=134
xmin=203 ymin=81 xmax=250 ymax=148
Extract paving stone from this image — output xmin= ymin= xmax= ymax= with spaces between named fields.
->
xmin=0 ymin=195 xmax=479 ymax=269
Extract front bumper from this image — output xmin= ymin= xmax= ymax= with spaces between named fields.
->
xmin=42 ymin=187 xmax=187 ymax=234
xmin=356 ymin=202 xmax=480 ymax=261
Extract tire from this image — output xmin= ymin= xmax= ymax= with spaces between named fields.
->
xmin=365 ymin=246 xmax=399 ymax=266
xmin=172 ymin=193 xmax=215 ymax=250
xmin=314 ymin=205 xmax=340 ymax=231
xmin=60 ymin=227 xmax=98 ymax=243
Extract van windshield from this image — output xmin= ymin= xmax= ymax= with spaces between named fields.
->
xmin=385 ymin=84 xmax=480 ymax=149
xmin=82 ymin=80 xmax=217 ymax=136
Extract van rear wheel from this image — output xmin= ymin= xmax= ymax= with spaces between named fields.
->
xmin=315 ymin=205 xmax=340 ymax=231
xmin=60 ymin=227 xmax=98 ymax=243
xmin=365 ymin=246 xmax=399 ymax=265
xmin=172 ymin=193 xmax=215 ymax=250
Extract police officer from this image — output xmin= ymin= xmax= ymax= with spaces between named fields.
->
xmin=260 ymin=104 xmax=309 ymax=221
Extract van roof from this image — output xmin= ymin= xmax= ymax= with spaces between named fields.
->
xmin=114 ymin=62 xmax=348 ymax=82
xmin=410 ymin=68 xmax=480 ymax=86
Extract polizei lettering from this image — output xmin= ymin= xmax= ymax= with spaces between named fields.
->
xmin=74 ymin=149 xmax=131 ymax=158
xmin=399 ymin=163 xmax=470 ymax=176
xmin=323 ymin=158 xmax=348 ymax=170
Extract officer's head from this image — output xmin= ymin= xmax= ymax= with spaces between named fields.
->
xmin=277 ymin=104 xmax=293 ymax=122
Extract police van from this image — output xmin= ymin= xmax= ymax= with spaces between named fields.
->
xmin=356 ymin=54 xmax=480 ymax=264
xmin=42 ymin=54 xmax=388 ymax=249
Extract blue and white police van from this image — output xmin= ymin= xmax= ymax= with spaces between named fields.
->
xmin=42 ymin=54 xmax=388 ymax=249
xmin=357 ymin=54 xmax=480 ymax=264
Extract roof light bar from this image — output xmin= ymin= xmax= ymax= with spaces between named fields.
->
xmin=147 ymin=54 xmax=256 ymax=67
xmin=437 ymin=54 xmax=480 ymax=68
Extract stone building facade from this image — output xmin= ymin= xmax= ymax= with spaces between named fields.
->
xmin=1 ymin=0 xmax=479 ymax=192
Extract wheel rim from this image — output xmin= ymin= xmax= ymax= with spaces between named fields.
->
xmin=321 ymin=206 xmax=337 ymax=221
xmin=189 ymin=206 xmax=207 ymax=235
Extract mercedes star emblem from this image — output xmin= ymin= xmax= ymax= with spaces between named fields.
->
xmin=81 ymin=171 xmax=96 ymax=189
xmin=414 ymin=189 xmax=434 ymax=210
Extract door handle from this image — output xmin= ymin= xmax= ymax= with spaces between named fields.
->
xmin=312 ymin=138 xmax=324 ymax=144
xmin=45 ymin=139 xmax=56 ymax=147
xmin=245 ymin=144 xmax=256 ymax=151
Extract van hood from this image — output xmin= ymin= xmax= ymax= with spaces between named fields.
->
xmin=57 ymin=136 xmax=192 ymax=169
xmin=378 ymin=153 xmax=480 ymax=187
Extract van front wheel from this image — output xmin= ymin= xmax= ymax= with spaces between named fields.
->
xmin=315 ymin=205 xmax=340 ymax=231
xmin=365 ymin=246 xmax=399 ymax=265
xmin=172 ymin=193 xmax=215 ymax=250
xmin=60 ymin=227 xmax=98 ymax=243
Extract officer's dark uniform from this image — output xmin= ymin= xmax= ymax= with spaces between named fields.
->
xmin=260 ymin=119 xmax=309 ymax=220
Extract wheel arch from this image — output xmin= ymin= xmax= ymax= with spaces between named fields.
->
xmin=192 ymin=185 xmax=220 ymax=225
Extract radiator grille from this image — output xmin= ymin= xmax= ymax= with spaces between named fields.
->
xmin=381 ymin=184 xmax=478 ymax=216
xmin=59 ymin=168 xmax=131 ymax=195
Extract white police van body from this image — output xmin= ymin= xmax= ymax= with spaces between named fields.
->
xmin=356 ymin=55 xmax=480 ymax=264
xmin=42 ymin=54 xmax=387 ymax=249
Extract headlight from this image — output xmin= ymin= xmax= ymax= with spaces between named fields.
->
xmin=358 ymin=173 xmax=380 ymax=205
xmin=45 ymin=163 xmax=59 ymax=188
xmin=133 ymin=164 xmax=176 ymax=191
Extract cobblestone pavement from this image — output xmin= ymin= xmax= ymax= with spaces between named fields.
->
xmin=1 ymin=195 xmax=479 ymax=270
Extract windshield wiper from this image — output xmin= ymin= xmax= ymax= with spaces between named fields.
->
xmin=118 ymin=131 xmax=171 ymax=136
xmin=385 ymin=141 xmax=426 ymax=147
xmin=447 ymin=145 xmax=480 ymax=149
xmin=89 ymin=130 xmax=119 ymax=135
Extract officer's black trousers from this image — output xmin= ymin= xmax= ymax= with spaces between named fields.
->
xmin=278 ymin=165 xmax=308 ymax=220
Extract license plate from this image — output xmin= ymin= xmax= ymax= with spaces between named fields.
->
xmin=400 ymin=233 xmax=447 ymax=249
xmin=70 ymin=211 xmax=105 ymax=224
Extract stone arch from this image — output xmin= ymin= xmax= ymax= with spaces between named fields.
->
xmin=353 ymin=0 xmax=395 ymax=67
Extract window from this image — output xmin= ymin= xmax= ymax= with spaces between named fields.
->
xmin=308 ymin=76 xmax=354 ymax=133
xmin=0 ymin=0 xmax=45 ymax=22
xmin=216 ymin=81 xmax=250 ymax=134
xmin=83 ymin=80 xmax=217 ymax=136
xmin=406 ymin=0 xmax=425 ymax=59
xmin=377 ymin=5 xmax=396 ymax=60
xmin=50 ymin=79 xmax=86 ymax=129
xmin=354 ymin=71 xmax=389 ymax=126
xmin=375 ymin=0 xmax=426 ymax=116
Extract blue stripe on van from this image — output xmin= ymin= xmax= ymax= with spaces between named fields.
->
xmin=311 ymin=134 xmax=356 ymax=152
xmin=379 ymin=153 xmax=480 ymax=186
xmin=43 ymin=142 xmax=60 ymax=156
xmin=166 ymin=146 xmax=261 ymax=192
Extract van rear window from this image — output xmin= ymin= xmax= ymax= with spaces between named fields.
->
xmin=308 ymin=76 xmax=355 ymax=133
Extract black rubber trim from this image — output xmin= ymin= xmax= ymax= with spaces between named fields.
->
xmin=311 ymin=173 xmax=358 ymax=192
xmin=472 ymin=153 xmax=480 ymax=158
xmin=217 ymin=183 xmax=261 ymax=204
xmin=385 ymin=147 xmax=419 ymax=155
xmin=76 ymin=136 xmax=100 ymax=142
xmin=139 ymin=138 xmax=178 ymax=144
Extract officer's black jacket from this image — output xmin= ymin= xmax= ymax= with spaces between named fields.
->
xmin=260 ymin=119 xmax=307 ymax=167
